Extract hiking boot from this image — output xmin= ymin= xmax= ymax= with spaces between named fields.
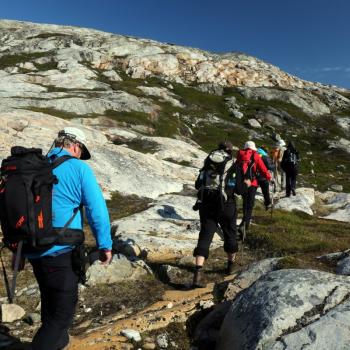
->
xmin=192 ymin=269 xmax=206 ymax=288
xmin=292 ymin=190 xmax=296 ymax=196
xmin=226 ymin=260 xmax=235 ymax=275
xmin=59 ymin=335 xmax=72 ymax=350
xmin=265 ymin=203 xmax=272 ymax=211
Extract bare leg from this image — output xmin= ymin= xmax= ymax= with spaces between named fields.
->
xmin=227 ymin=253 xmax=236 ymax=262
xmin=195 ymin=255 xmax=205 ymax=266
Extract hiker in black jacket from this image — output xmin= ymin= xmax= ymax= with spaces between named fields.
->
xmin=281 ymin=141 xmax=300 ymax=197
xmin=192 ymin=142 xmax=238 ymax=288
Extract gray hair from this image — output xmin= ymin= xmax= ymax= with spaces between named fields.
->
xmin=54 ymin=136 xmax=76 ymax=149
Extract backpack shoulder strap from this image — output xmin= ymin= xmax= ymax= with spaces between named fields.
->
xmin=51 ymin=155 xmax=75 ymax=169
xmin=245 ymin=153 xmax=256 ymax=179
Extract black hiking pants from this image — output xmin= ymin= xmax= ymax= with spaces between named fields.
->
xmin=241 ymin=186 xmax=257 ymax=228
xmin=286 ymin=168 xmax=298 ymax=196
xmin=29 ymin=251 xmax=78 ymax=350
xmin=258 ymin=180 xmax=271 ymax=207
xmin=194 ymin=199 xmax=238 ymax=259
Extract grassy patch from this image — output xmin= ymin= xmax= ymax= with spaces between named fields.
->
xmin=114 ymin=137 xmax=160 ymax=154
xmin=27 ymin=32 xmax=71 ymax=39
xmin=104 ymin=109 xmax=153 ymax=127
xmin=336 ymin=108 xmax=350 ymax=117
xmin=34 ymin=60 xmax=58 ymax=71
xmin=275 ymin=255 xmax=333 ymax=271
xmin=164 ymin=158 xmax=193 ymax=167
xmin=107 ymin=191 xmax=152 ymax=221
xmin=192 ymin=122 xmax=249 ymax=152
xmin=72 ymin=275 xmax=165 ymax=335
xmin=142 ymin=322 xmax=190 ymax=350
xmin=0 ymin=52 xmax=51 ymax=69
xmin=246 ymin=207 xmax=350 ymax=259
xmin=23 ymin=106 xmax=85 ymax=119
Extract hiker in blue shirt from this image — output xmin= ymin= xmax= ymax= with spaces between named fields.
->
xmin=27 ymin=127 xmax=113 ymax=350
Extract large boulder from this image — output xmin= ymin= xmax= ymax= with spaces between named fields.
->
xmin=336 ymin=116 xmax=350 ymax=133
xmin=85 ymin=254 xmax=151 ymax=286
xmin=321 ymin=192 xmax=350 ymax=223
xmin=217 ymin=269 xmax=350 ymax=350
xmin=192 ymin=259 xmax=281 ymax=348
xmin=274 ymin=188 xmax=315 ymax=215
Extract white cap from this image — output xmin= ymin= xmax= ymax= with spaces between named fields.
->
xmin=276 ymin=139 xmax=286 ymax=148
xmin=58 ymin=127 xmax=91 ymax=160
xmin=244 ymin=141 xmax=257 ymax=151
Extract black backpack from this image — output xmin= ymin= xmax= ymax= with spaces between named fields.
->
xmin=0 ymin=147 xmax=84 ymax=251
xmin=286 ymin=150 xmax=298 ymax=165
xmin=193 ymin=150 xmax=232 ymax=210
xmin=281 ymin=149 xmax=298 ymax=170
xmin=226 ymin=153 xmax=255 ymax=196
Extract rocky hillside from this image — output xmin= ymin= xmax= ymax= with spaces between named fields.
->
xmin=0 ymin=19 xmax=349 ymax=193
xmin=0 ymin=20 xmax=350 ymax=350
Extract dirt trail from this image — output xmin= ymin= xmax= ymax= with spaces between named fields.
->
xmin=70 ymin=275 xmax=236 ymax=349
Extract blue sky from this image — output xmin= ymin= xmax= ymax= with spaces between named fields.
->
xmin=2 ymin=0 xmax=349 ymax=88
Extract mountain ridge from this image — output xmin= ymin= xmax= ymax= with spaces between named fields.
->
xmin=1 ymin=19 xmax=348 ymax=92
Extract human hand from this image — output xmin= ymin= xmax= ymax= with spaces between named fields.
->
xmin=244 ymin=179 xmax=252 ymax=187
xmin=99 ymin=250 xmax=112 ymax=265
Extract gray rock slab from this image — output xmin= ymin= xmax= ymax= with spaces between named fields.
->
xmin=270 ymin=299 xmax=350 ymax=350
xmin=336 ymin=256 xmax=350 ymax=276
xmin=217 ymin=269 xmax=350 ymax=350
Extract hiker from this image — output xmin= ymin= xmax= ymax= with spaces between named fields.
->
xmin=281 ymin=141 xmax=300 ymax=197
xmin=270 ymin=137 xmax=286 ymax=190
xmin=192 ymin=141 xmax=238 ymax=288
xmin=6 ymin=127 xmax=113 ymax=350
xmin=257 ymin=147 xmax=275 ymax=210
xmin=237 ymin=141 xmax=271 ymax=234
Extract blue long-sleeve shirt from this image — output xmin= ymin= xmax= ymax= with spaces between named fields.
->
xmin=26 ymin=148 xmax=112 ymax=258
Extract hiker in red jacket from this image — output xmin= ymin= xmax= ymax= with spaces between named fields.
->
xmin=237 ymin=141 xmax=271 ymax=235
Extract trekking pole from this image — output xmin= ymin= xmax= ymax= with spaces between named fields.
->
xmin=0 ymin=244 xmax=12 ymax=303
xmin=270 ymin=181 xmax=276 ymax=219
xmin=240 ymin=222 xmax=246 ymax=264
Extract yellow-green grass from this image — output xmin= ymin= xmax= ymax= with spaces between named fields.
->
xmin=246 ymin=205 xmax=350 ymax=270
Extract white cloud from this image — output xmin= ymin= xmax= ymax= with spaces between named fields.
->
xmin=319 ymin=67 xmax=343 ymax=72
xmin=299 ymin=66 xmax=350 ymax=74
